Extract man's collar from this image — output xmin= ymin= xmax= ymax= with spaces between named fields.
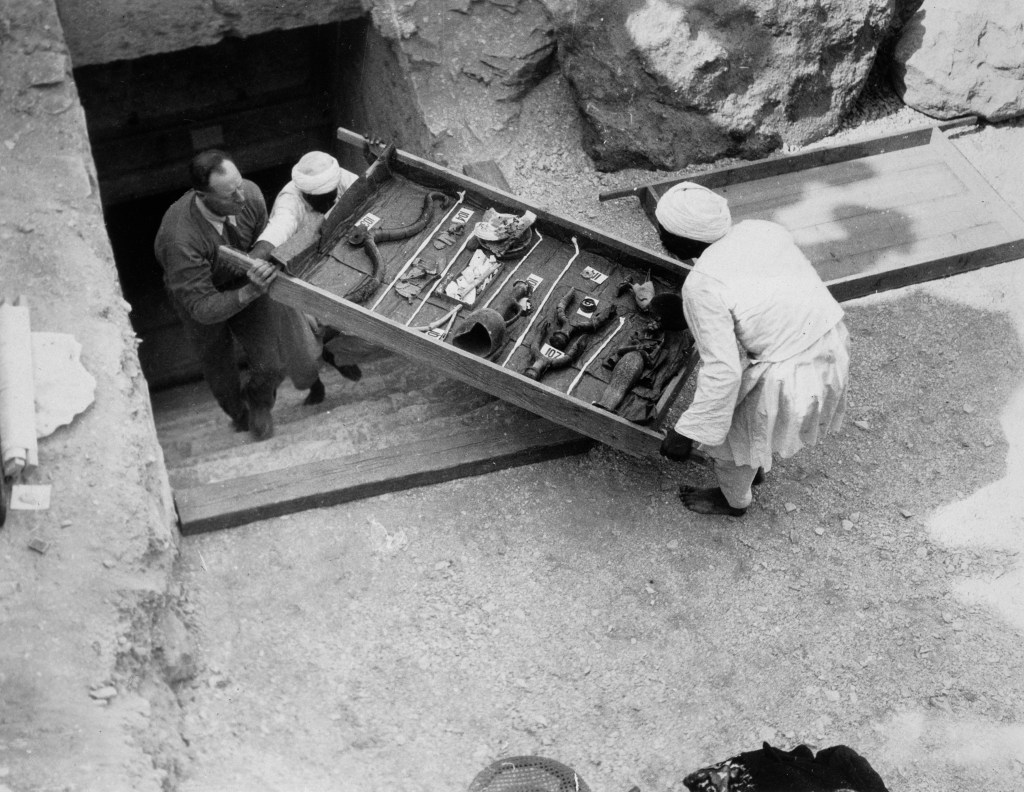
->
xmin=194 ymin=193 xmax=232 ymax=224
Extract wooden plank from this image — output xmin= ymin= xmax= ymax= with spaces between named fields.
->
xmin=221 ymin=247 xmax=666 ymax=457
xmin=607 ymin=116 xmax=978 ymax=205
xmin=175 ymin=415 xmax=593 ymax=534
xmin=630 ymin=121 xmax=1024 ymax=302
xmin=338 ymin=127 xmax=694 ymax=279
xmin=794 ymin=193 xmax=997 ymax=279
xmin=927 ymin=127 xmax=1024 ymax=237
xmin=709 ymin=146 xmax=947 ymax=217
xmin=826 ymin=235 xmax=1024 ymax=302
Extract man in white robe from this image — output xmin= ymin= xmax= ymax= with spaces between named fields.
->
xmin=251 ymin=151 xmax=359 ymax=256
xmin=250 ymin=151 xmax=366 ymax=398
xmin=656 ymin=182 xmax=850 ymax=516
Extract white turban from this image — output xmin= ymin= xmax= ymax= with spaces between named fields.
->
xmin=292 ymin=151 xmax=342 ymax=195
xmin=654 ymin=181 xmax=732 ymax=243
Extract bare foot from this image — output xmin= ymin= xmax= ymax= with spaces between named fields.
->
xmin=678 ymin=485 xmax=747 ymax=516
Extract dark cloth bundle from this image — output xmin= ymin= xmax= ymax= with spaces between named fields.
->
xmin=683 ymin=743 xmax=889 ymax=792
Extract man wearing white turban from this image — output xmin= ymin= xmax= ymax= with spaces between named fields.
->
xmin=250 ymin=151 xmax=365 ymax=397
xmin=655 ymin=183 xmax=850 ymax=517
xmin=251 ymin=151 xmax=359 ymax=255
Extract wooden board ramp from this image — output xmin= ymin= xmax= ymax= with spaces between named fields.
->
xmin=606 ymin=119 xmax=1024 ymax=301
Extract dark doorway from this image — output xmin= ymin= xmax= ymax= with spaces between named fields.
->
xmin=73 ymin=22 xmax=365 ymax=389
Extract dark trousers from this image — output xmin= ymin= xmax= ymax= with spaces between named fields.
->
xmin=176 ymin=295 xmax=285 ymax=422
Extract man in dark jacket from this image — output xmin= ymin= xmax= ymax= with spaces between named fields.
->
xmin=153 ymin=150 xmax=282 ymax=440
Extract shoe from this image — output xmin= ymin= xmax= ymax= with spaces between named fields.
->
xmin=304 ymin=377 xmax=326 ymax=405
xmin=231 ymin=406 xmax=250 ymax=432
xmin=336 ymin=364 xmax=362 ymax=382
xmin=323 ymin=346 xmax=362 ymax=382
xmin=249 ymin=404 xmax=274 ymax=441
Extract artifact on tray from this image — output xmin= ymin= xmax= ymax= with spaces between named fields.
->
xmin=473 ymin=208 xmax=537 ymax=259
xmin=594 ymin=318 xmax=665 ymax=413
xmin=521 ymin=287 xmax=617 ymax=381
xmin=394 ymin=255 xmax=443 ymax=302
xmin=343 ymin=190 xmax=451 ymax=304
xmin=450 ymin=280 xmax=535 ymax=359
xmin=617 ymin=276 xmax=656 ymax=309
xmin=442 ymin=248 xmax=503 ymax=305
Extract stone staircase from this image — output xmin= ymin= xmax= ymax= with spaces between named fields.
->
xmin=151 ymin=352 xmax=590 ymax=533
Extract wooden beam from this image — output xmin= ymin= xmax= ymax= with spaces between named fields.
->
xmin=827 ymin=237 xmax=1024 ymax=302
xmin=175 ymin=415 xmax=592 ymax=534
xmin=336 ymin=127 xmax=693 ymax=277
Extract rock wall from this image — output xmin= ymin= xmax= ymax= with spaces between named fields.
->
xmin=552 ymin=0 xmax=896 ymax=171
xmin=367 ymin=0 xmax=559 ymax=167
xmin=55 ymin=0 xmax=365 ymax=67
xmin=0 ymin=0 xmax=187 ymax=788
xmin=892 ymin=0 xmax=1024 ymax=122
xmin=52 ymin=0 xmax=1024 ymax=176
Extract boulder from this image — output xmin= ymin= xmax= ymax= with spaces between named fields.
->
xmin=552 ymin=0 xmax=896 ymax=171
xmin=153 ymin=610 xmax=197 ymax=685
xmin=892 ymin=0 xmax=1024 ymax=122
xmin=377 ymin=0 xmax=558 ymax=165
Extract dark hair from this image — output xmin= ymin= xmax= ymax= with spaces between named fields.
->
xmin=189 ymin=149 xmax=233 ymax=191
xmin=657 ymin=223 xmax=712 ymax=261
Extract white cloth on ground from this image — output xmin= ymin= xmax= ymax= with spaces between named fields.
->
xmin=674 ymin=219 xmax=848 ymax=470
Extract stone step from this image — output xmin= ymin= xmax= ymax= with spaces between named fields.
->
xmin=151 ymin=355 xmax=590 ymax=529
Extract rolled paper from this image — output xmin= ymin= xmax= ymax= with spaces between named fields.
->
xmin=0 ymin=298 xmax=38 ymax=477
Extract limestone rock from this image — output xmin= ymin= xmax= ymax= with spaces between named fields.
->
xmin=892 ymin=0 xmax=1024 ymax=121
xmin=153 ymin=610 xmax=197 ymax=685
xmin=553 ymin=0 xmax=895 ymax=171
xmin=389 ymin=0 xmax=558 ymax=164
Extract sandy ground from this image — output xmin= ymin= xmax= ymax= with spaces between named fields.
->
xmin=167 ymin=81 xmax=1024 ymax=792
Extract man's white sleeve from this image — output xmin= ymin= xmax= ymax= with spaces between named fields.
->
xmin=673 ymin=279 xmax=743 ymax=446
xmin=256 ymin=190 xmax=303 ymax=248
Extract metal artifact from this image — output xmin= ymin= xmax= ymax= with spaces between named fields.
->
xmin=343 ymin=189 xmax=451 ymax=304
xmin=521 ymin=286 xmax=616 ymax=381
xmin=450 ymin=280 xmax=534 ymax=358
xmin=594 ymin=318 xmax=665 ymax=412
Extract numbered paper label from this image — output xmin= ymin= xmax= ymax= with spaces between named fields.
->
xmin=355 ymin=213 xmax=382 ymax=229
xmin=452 ymin=208 xmax=475 ymax=226
xmin=525 ymin=273 xmax=544 ymax=290
xmin=581 ymin=266 xmax=608 ymax=285
xmin=540 ymin=344 xmax=564 ymax=359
